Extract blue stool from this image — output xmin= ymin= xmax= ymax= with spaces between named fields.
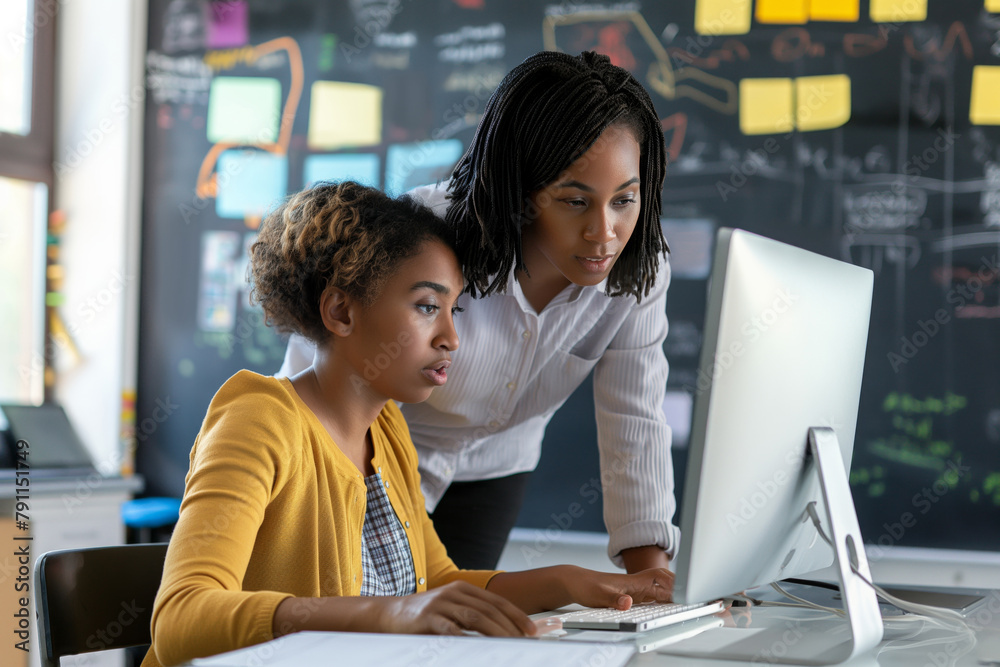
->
xmin=121 ymin=497 xmax=181 ymax=543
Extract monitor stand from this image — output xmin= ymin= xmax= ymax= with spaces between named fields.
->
xmin=667 ymin=427 xmax=884 ymax=665
xmin=801 ymin=426 xmax=884 ymax=664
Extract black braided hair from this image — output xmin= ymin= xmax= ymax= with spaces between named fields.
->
xmin=446 ymin=50 xmax=669 ymax=301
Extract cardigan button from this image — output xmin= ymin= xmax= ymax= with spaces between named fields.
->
xmin=404 ymin=520 xmax=410 ymax=528
xmin=418 ymin=577 xmax=425 ymax=585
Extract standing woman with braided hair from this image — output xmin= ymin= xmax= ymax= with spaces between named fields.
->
xmin=280 ymin=50 xmax=679 ymax=582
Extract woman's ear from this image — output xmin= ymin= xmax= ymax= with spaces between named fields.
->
xmin=319 ymin=286 xmax=355 ymax=337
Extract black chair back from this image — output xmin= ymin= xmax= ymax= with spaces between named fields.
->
xmin=34 ymin=543 xmax=168 ymax=667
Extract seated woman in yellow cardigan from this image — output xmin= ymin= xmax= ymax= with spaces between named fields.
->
xmin=145 ymin=181 xmax=673 ymax=667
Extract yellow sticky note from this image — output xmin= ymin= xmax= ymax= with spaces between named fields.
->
xmin=756 ymin=0 xmax=808 ymax=24
xmin=695 ymin=0 xmax=751 ymax=35
xmin=796 ymin=74 xmax=851 ymax=131
xmin=970 ymin=66 xmax=1000 ymax=125
xmin=988 ymin=0 xmax=1000 ymax=12
xmin=739 ymin=78 xmax=794 ymax=135
xmin=207 ymin=77 xmax=281 ymax=144
xmin=308 ymin=81 xmax=383 ymax=149
xmin=869 ymin=0 xmax=927 ymax=22
xmin=811 ymin=0 xmax=860 ymax=21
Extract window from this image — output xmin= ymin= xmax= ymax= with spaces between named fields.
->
xmin=0 ymin=0 xmax=56 ymax=404
xmin=0 ymin=176 xmax=47 ymax=403
xmin=0 ymin=0 xmax=33 ymax=136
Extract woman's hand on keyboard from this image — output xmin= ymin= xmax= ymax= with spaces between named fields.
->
xmin=486 ymin=565 xmax=673 ymax=615
xmin=562 ymin=566 xmax=675 ymax=610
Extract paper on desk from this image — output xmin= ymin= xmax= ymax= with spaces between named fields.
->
xmin=189 ymin=631 xmax=636 ymax=667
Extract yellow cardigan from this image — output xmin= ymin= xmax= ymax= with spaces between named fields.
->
xmin=144 ymin=370 xmax=498 ymax=667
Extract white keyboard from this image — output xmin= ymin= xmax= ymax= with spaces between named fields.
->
xmin=556 ymin=600 xmax=725 ymax=632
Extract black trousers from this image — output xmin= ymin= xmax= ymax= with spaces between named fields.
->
xmin=429 ymin=472 xmax=532 ymax=570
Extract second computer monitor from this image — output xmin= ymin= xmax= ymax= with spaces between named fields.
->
xmin=673 ymin=227 xmax=875 ymax=606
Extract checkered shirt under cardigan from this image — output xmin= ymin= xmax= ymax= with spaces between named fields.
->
xmin=359 ymin=471 xmax=417 ymax=596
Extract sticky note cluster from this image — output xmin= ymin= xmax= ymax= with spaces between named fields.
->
xmin=696 ymin=0 xmax=932 ymax=31
xmin=696 ymin=0 xmax=862 ymax=32
xmin=739 ymin=74 xmax=851 ymax=135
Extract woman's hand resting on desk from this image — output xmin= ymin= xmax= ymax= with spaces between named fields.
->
xmin=273 ymin=582 xmax=556 ymax=639
xmin=381 ymin=580 xmax=544 ymax=637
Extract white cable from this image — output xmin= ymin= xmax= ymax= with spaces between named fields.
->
xmin=770 ymin=582 xmax=845 ymax=616
xmin=849 ymin=565 xmax=969 ymax=626
xmin=794 ymin=501 xmax=973 ymax=629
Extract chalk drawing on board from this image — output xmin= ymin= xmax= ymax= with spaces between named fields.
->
xmin=196 ymin=38 xmax=303 ymax=205
xmin=666 ymin=39 xmax=749 ymax=70
xmin=542 ymin=10 xmax=737 ymax=114
xmin=841 ymin=233 xmax=921 ymax=276
xmin=162 ymin=0 xmax=206 ymax=54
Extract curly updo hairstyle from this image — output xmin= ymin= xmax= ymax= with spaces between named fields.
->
xmin=249 ymin=181 xmax=458 ymax=343
xmin=446 ymin=50 xmax=669 ymax=302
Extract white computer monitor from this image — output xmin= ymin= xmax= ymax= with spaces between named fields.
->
xmin=671 ymin=228 xmax=880 ymax=664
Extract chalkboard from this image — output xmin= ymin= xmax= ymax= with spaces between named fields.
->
xmin=138 ymin=0 xmax=1000 ymax=554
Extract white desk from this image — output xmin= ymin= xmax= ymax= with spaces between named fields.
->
xmin=178 ymin=587 xmax=1000 ymax=667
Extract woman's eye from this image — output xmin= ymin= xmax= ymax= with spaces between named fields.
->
xmin=615 ymin=197 xmax=637 ymax=206
xmin=562 ymin=198 xmax=586 ymax=208
xmin=451 ymin=306 xmax=465 ymax=315
xmin=417 ymin=304 xmax=438 ymax=314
